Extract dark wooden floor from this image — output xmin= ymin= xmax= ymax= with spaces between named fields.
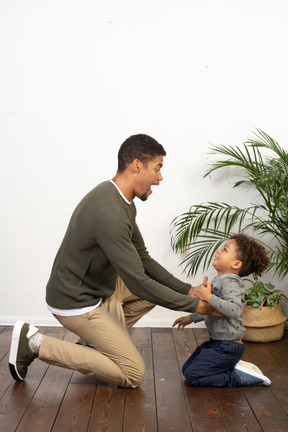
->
xmin=0 ymin=325 xmax=287 ymax=432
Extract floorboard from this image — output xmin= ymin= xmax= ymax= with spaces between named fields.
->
xmin=0 ymin=326 xmax=287 ymax=432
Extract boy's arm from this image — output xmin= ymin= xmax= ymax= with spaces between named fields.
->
xmin=197 ymin=277 xmax=244 ymax=318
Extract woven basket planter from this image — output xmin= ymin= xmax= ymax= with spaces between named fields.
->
xmin=243 ymin=303 xmax=287 ymax=342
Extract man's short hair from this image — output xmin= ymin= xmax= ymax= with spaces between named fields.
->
xmin=117 ymin=134 xmax=166 ymax=172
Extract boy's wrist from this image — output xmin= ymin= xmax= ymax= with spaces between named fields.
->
xmin=206 ymin=293 xmax=213 ymax=303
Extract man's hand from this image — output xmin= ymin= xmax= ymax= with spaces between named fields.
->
xmin=195 ymin=300 xmax=225 ymax=317
xmin=172 ymin=315 xmax=193 ymax=331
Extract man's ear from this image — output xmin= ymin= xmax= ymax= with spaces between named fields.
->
xmin=132 ymin=159 xmax=142 ymax=173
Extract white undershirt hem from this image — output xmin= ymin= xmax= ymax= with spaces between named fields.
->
xmin=46 ymin=298 xmax=102 ymax=317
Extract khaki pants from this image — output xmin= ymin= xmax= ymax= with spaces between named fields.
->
xmin=39 ymin=278 xmax=155 ymax=388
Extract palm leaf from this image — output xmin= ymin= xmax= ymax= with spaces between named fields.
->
xmin=170 ymin=129 xmax=288 ymax=278
xmin=176 ymin=231 xmax=229 ymax=277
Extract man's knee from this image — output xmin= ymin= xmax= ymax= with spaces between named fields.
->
xmin=124 ymin=359 xmax=146 ymax=388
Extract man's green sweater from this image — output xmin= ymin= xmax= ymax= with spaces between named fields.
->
xmin=46 ymin=181 xmax=199 ymax=313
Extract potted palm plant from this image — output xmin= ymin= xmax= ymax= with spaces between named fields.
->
xmin=170 ymin=129 xmax=288 ymax=341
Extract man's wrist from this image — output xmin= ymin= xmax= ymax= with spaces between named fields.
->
xmin=188 ymin=286 xmax=197 ymax=297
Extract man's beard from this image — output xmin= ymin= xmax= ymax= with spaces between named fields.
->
xmin=140 ymin=193 xmax=148 ymax=201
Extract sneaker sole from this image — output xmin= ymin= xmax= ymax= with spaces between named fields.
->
xmin=9 ymin=320 xmax=38 ymax=381
xmin=235 ymin=364 xmax=271 ymax=385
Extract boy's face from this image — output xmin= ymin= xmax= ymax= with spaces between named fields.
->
xmin=212 ymin=239 xmax=242 ymax=276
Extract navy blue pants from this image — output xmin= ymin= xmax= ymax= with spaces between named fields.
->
xmin=182 ymin=339 xmax=244 ymax=387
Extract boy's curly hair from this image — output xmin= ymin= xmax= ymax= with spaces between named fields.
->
xmin=229 ymin=233 xmax=270 ymax=278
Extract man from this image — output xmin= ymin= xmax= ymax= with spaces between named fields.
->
xmin=9 ymin=134 xmax=219 ymax=388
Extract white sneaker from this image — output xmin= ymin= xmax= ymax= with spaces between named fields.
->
xmin=9 ymin=321 xmax=39 ymax=381
xmin=234 ymin=364 xmax=271 ymax=386
xmin=236 ymin=360 xmax=263 ymax=375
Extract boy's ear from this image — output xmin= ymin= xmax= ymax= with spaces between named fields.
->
xmin=232 ymin=260 xmax=242 ymax=271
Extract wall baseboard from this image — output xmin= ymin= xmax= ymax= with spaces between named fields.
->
xmin=0 ymin=316 xmax=60 ymax=327
xmin=0 ymin=316 xmax=206 ymax=328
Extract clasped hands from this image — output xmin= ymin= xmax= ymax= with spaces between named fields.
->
xmin=190 ymin=277 xmax=222 ymax=316
xmin=187 ymin=276 xmax=212 ymax=303
xmin=173 ymin=276 xmax=223 ymax=331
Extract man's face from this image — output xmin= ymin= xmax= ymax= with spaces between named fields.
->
xmin=135 ymin=155 xmax=164 ymax=201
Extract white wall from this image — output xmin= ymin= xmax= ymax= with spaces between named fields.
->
xmin=1 ymin=0 xmax=288 ymax=326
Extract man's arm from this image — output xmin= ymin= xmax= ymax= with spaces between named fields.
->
xmin=95 ymin=206 xmax=200 ymax=312
xmin=132 ymin=223 xmax=192 ymax=295
xmin=195 ymin=300 xmax=225 ymax=316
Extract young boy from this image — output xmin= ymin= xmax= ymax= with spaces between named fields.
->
xmin=173 ymin=233 xmax=271 ymax=387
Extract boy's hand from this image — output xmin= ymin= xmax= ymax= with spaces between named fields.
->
xmin=188 ymin=276 xmax=208 ymax=297
xmin=189 ymin=279 xmax=225 ymax=317
xmin=196 ymin=280 xmax=213 ymax=303
xmin=172 ymin=315 xmax=193 ymax=331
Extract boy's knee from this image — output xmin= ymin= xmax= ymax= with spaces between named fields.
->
xmin=183 ymin=371 xmax=198 ymax=387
